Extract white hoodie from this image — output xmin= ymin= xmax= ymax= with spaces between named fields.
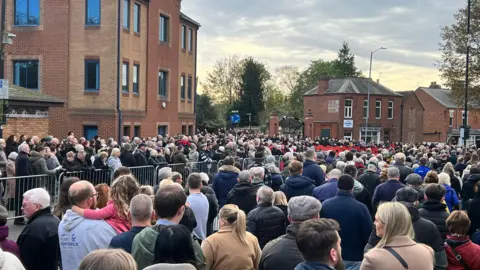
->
xmin=0 ymin=248 xmax=24 ymax=270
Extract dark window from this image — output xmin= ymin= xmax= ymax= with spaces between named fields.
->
xmin=123 ymin=0 xmax=130 ymax=29
xmin=159 ymin=15 xmax=169 ymax=42
xmin=158 ymin=70 xmax=168 ymax=97
xmin=122 ymin=62 xmax=129 ymax=93
xmin=85 ymin=0 xmax=101 ymax=25
xmin=13 ymin=60 xmax=39 ymax=89
xmin=188 ymin=28 xmax=193 ymax=51
xmin=83 ymin=125 xmax=98 ymax=140
xmin=123 ymin=125 xmax=131 ymax=137
xmin=85 ymin=60 xmax=100 ymax=91
xmin=180 ymin=75 xmax=185 ymax=100
xmin=363 ymin=99 xmax=368 ymax=118
xmin=375 ymin=100 xmax=381 ymax=119
xmin=133 ymin=64 xmax=139 ymax=94
xmin=188 ymin=125 xmax=194 ymax=136
xmin=133 ymin=3 xmax=140 ymax=33
xmin=181 ymin=25 xmax=186 ymax=49
xmin=133 ymin=126 xmax=140 ymax=137
xmin=388 ymin=101 xmax=394 ymax=119
xmin=158 ymin=125 xmax=167 ymax=136
xmin=187 ymin=76 xmax=192 ymax=100
xmin=182 ymin=125 xmax=187 ymax=135
xmin=14 ymin=0 xmax=40 ymax=26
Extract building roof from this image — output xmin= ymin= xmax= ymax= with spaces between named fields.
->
xmin=180 ymin=12 xmax=201 ymax=27
xmin=8 ymin=84 xmax=64 ymax=105
xmin=304 ymin=77 xmax=402 ymax=97
xmin=418 ymin=87 xmax=457 ymax=109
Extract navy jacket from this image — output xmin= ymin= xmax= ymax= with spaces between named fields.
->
xmin=295 ymin=262 xmax=334 ymax=270
xmin=15 ymin=151 xmax=33 ymax=177
xmin=212 ymin=165 xmax=240 ymax=207
xmin=372 ymin=180 xmax=405 ymax=207
xmin=312 ymin=179 xmax=338 ymax=202
xmin=302 ymin=160 xmax=325 ymax=186
xmin=280 ymin=175 xmax=315 ymax=201
xmin=320 ymin=191 xmax=372 ymax=262
xmin=109 ymin=226 xmax=147 ymax=253
xmin=270 ymin=173 xmax=284 ymax=192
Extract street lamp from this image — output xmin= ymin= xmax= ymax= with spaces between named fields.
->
xmin=364 ymin=47 xmax=386 ymax=144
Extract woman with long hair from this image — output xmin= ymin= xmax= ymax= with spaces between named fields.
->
xmin=5 ymin=135 xmax=17 ymax=157
xmin=273 ymin=191 xmax=289 ymax=225
xmin=361 ymin=202 xmax=434 ymax=270
xmin=53 ymin=177 xmax=81 ymax=220
xmin=442 ymin=162 xmax=462 ymax=197
xmin=201 ymin=204 xmax=261 ymax=270
xmin=95 ymin=183 xmax=110 ymax=209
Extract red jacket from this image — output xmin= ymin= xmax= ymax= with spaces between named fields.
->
xmin=445 ymin=235 xmax=480 ymax=270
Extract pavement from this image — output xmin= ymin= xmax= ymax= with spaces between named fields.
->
xmin=6 ymin=218 xmax=24 ymax=241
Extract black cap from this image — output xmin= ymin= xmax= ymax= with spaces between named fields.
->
xmin=394 ymin=187 xmax=419 ymax=203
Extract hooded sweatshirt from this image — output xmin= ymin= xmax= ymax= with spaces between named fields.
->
xmin=353 ymin=180 xmax=372 ymax=214
xmin=280 ymin=175 xmax=315 ymax=201
xmin=58 ymin=210 xmax=117 ymax=270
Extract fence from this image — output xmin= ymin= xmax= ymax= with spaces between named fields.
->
xmin=59 ymin=169 xmax=113 ymax=187
xmin=130 ymin=166 xmax=157 ymax=186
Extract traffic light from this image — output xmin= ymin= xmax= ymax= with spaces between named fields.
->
xmin=465 ymin=126 xmax=471 ymax=140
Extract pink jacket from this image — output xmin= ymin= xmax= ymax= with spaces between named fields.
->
xmin=83 ymin=200 xmax=131 ymax=233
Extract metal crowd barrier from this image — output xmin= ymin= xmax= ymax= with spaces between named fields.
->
xmin=168 ymin=163 xmax=189 ymax=182
xmin=130 ymin=166 xmax=157 ymax=186
xmin=59 ymin=169 xmax=114 ymax=187
xmin=2 ymin=174 xmax=58 ymax=220
xmin=242 ymin=158 xmax=266 ymax=170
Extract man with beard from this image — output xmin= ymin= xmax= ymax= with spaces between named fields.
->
xmin=295 ymin=218 xmax=344 ymax=270
xmin=58 ymin=181 xmax=117 ymax=270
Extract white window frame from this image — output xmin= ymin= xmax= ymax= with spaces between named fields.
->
xmin=188 ymin=28 xmax=193 ymax=51
xmin=181 ymin=25 xmax=186 ymax=49
xmin=344 ymin=132 xmax=352 ymax=141
xmin=363 ymin=99 xmax=368 ymax=119
xmin=122 ymin=62 xmax=128 ymax=92
xmin=388 ymin=101 xmax=393 ymax=119
xmin=375 ymin=100 xmax=381 ymax=119
xmin=344 ymin=99 xmax=353 ymax=119
xmin=449 ymin=110 xmax=454 ymax=127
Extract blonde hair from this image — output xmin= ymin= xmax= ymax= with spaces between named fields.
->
xmin=110 ymin=175 xmax=140 ymax=220
xmin=139 ymin=185 xmax=154 ymax=196
xmin=442 ymin=162 xmax=455 ymax=175
xmin=438 ymin=172 xmax=451 ymax=186
xmin=220 ymin=204 xmax=248 ymax=245
xmin=110 ymin=148 xmax=121 ymax=158
xmin=149 ymin=149 xmax=158 ymax=157
xmin=78 ymin=249 xmax=137 ymax=270
xmin=98 ymin=151 xmax=108 ymax=160
xmin=273 ymin=191 xmax=288 ymax=206
xmin=375 ymin=202 xmax=415 ymax=248
xmin=159 ymin=178 xmax=174 ymax=188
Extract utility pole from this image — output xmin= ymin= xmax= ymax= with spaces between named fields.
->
xmin=461 ymin=0 xmax=471 ymax=147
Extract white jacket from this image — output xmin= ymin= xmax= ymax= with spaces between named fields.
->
xmin=0 ymin=248 xmax=25 ymax=270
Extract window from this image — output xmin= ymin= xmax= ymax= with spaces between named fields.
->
xmin=360 ymin=130 xmax=379 ymax=144
xmin=133 ymin=3 xmax=140 ymax=33
xmin=123 ymin=126 xmax=131 ymax=137
xmin=83 ymin=125 xmax=98 ymax=141
xmin=123 ymin=0 xmax=130 ymax=29
xmin=158 ymin=125 xmax=168 ymax=136
xmin=363 ymin=99 xmax=368 ymax=119
xmin=344 ymin=99 xmax=352 ymax=118
xmin=375 ymin=100 xmax=381 ymax=119
xmin=181 ymin=25 xmax=186 ymax=49
xmin=449 ymin=110 xmax=454 ymax=127
xmin=188 ymin=125 xmax=194 ymax=136
xmin=159 ymin=15 xmax=169 ymax=42
xmin=122 ymin=62 xmax=129 ymax=93
xmin=13 ymin=60 xmax=39 ymax=89
xmin=462 ymin=110 xmax=469 ymax=125
xmin=158 ymin=70 xmax=168 ymax=97
xmin=188 ymin=28 xmax=193 ymax=52
xmin=182 ymin=125 xmax=187 ymax=135
xmin=187 ymin=76 xmax=192 ymax=100
xmin=86 ymin=0 xmax=101 ymax=25
xmin=133 ymin=64 xmax=139 ymax=94
xmin=388 ymin=101 xmax=393 ymax=119
xmin=133 ymin=126 xmax=140 ymax=137
xmin=85 ymin=60 xmax=100 ymax=91
xmin=14 ymin=0 xmax=40 ymax=26
xmin=180 ymin=75 xmax=185 ymax=100
xmin=344 ymin=132 xmax=352 ymax=141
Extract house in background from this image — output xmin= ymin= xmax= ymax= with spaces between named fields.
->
xmin=397 ymin=91 xmax=424 ymax=143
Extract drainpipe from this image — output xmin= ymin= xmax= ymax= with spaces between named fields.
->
xmin=116 ymin=0 xmax=122 ymax=143
xmin=193 ymin=27 xmax=198 ymax=134
xmin=400 ymin=103 xmax=404 ymax=142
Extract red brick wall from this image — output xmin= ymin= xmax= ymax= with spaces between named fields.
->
xmin=3 ymin=117 xmax=49 ymax=139
xmin=401 ymin=93 xmax=424 ymax=143
xmin=414 ymin=88 xmax=449 ymax=142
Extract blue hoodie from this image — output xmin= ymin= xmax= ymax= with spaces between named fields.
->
xmin=302 ymin=160 xmax=325 ymax=186
xmin=280 ymin=175 xmax=315 ymax=200
xmin=58 ymin=210 xmax=117 ymax=270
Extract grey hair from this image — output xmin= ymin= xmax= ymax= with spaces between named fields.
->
xmin=238 ymin=170 xmax=251 ymax=182
xmin=250 ymin=167 xmax=265 ymax=179
xmin=129 ymin=194 xmax=153 ymax=222
xmin=18 ymin=143 xmax=29 ymax=153
xmin=256 ymin=185 xmax=274 ymax=204
xmin=328 ymin=169 xmax=342 ymax=179
xmin=199 ymin=172 xmax=209 ymax=183
xmin=336 ymin=161 xmax=346 ymax=173
xmin=23 ymin=188 xmax=50 ymax=209
xmin=387 ymin=167 xmax=400 ymax=179
xmin=158 ymin=167 xmax=173 ymax=181
xmin=395 ymin=153 xmax=406 ymax=164
xmin=367 ymin=163 xmax=377 ymax=172
xmin=265 ymin=163 xmax=280 ymax=174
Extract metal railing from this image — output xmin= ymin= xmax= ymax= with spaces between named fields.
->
xmin=59 ymin=169 xmax=113 ymax=187
xmin=130 ymin=166 xmax=157 ymax=186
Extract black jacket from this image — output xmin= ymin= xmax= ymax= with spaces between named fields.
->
xmin=15 ymin=151 xmax=33 ymax=177
xmin=134 ymin=150 xmax=148 ymax=166
xmin=259 ymin=223 xmax=304 ymax=270
xmin=467 ymin=196 xmax=480 ymax=236
xmin=270 ymin=173 xmax=284 ymax=192
xmin=391 ymin=163 xmax=413 ymax=184
xmin=17 ymin=207 xmax=60 ymax=270
xmin=419 ymin=200 xmax=449 ymax=240
xmin=120 ymin=151 xmax=137 ymax=168
xmin=357 ymin=171 xmax=381 ymax=197
xmin=280 ymin=175 xmax=315 ymax=201
xmin=226 ymin=181 xmax=263 ymax=215
xmin=93 ymin=157 xmax=109 ymax=170
xmin=246 ymin=203 xmax=286 ymax=248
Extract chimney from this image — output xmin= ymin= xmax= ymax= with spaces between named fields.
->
xmin=429 ymin=81 xmax=441 ymax=89
xmin=317 ymin=79 xmax=329 ymax=95
xmin=377 ymin=79 xmax=380 ymax=84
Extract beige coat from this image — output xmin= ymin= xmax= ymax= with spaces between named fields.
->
xmin=6 ymin=159 xmax=15 ymax=199
xmin=361 ymin=236 xmax=434 ymax=270
xmin=202 ymin=227 xmax=261 ymax=270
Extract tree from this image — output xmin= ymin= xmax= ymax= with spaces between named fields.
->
xmin=195 ymin=94 xmax=225 ymax=132
xmin=333 ymin=41 xmax=362 ymax=77
xmin=438 ymin=1 xmax=480 ymax=108
xmin=236 ymin=57 xmax=270 ymax=126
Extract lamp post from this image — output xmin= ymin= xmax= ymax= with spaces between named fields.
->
xmin=461 ymin=0 xmax=471 ymax=147
xmin=364 ymin=47 xmax=386 ymax=144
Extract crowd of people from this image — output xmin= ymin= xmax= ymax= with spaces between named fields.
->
xmin=2 ymin=130 xmax=480 ymax=269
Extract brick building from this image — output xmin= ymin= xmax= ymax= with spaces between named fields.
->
xmin=2 ymin=0 xmax=199 ymax=140
xmin=415 ymin=86 xmax=480 ymax=144
xmin=397 ymin=91 xmax=424 ymax=143
xmin=303 ymin=78 xmax=405 ymax=144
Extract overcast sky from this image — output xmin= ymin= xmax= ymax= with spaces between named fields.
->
xmin=181 ymin=0 xmax=465 ymax=91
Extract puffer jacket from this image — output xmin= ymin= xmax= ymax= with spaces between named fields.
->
xmin=226 ymin=181 xmax=263 ymax=215
xmin=445 ymin=235 xmax=480 ymax=270
xmin=212 ymin=165 xmax=240 ymax=207
xmin=419 ymin=200 xmax=449 ymax=240
xmin=246 ymin=203 xmax=286 ymax=249
xmin=259 ymin=223 xmax=304 ymax=270
xmin=280 ymin=175 xmax=315 ymax=201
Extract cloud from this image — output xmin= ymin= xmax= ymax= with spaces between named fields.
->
xmin=182 ymin=0 xmax=465 ymax=91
